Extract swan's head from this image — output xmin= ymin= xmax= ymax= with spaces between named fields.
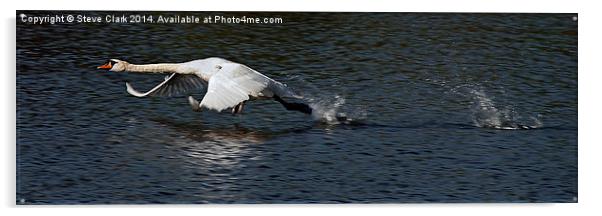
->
xmin=97 ymin=59 xmax=128 ymax=72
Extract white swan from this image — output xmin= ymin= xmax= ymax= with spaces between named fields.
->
xmin=97 ymin=57 xmax=312 ymax=115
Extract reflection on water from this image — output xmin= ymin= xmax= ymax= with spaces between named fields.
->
xmin=17 ymin=12 xmax=577 ymax=204
xmin=153 ymin=118 xmax=274 ymax=144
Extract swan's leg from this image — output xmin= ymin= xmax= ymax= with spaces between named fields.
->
xmin=188 ymin=96 xmax=202 ymax=112
xmin=273 ymin=95 xmax=312 ymax=114
xmin=232 ymin=101 xmax=245 ymax=115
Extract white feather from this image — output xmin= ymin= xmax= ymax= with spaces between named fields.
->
xmin=125 ymin=73 xmax=205 ymax=97
xmin=200 ymin=63 xmax=283 ymax=112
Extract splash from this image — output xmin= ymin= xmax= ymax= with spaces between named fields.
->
xmin=306 ymin=95 xmax=367 ymax=124
xmin=428 ymin=77 xmax=544 ymax=130
xmin=282 ymin=75 xmax=366 ymax=125
xmin=310 ymin=95 xmax=345 ymax=123
xmin=469 ymin=89 xmax=542 ymax=130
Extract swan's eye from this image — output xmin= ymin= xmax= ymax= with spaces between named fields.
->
xmin=110 ymin=60 xmax=118 ymax=65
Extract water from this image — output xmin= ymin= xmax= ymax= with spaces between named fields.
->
xmin=16 ymin=12 xmax=577 ymax=204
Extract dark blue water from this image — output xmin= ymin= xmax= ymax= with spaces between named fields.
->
xmin=16 ymin=11 xmax=577 ymax=204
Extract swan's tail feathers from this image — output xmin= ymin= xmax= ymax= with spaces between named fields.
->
xmin=273 ymin=95 xmax=312 ymax=115
xmin=188 ymin=96 xmax=202 ymax=112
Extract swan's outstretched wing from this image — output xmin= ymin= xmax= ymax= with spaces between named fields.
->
xmin=200 ymin=63 xmax=295 ymax=112
xmin=125 ymin=73 xmax=205 ymax=97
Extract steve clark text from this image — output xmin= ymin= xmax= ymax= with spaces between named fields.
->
xmin=19 ymin=13 xmax=284 ymax=25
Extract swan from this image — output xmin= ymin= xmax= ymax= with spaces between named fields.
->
xmin=97 ymin=57 xmax=312 ymax=115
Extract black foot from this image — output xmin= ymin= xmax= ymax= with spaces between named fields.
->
xmin=274 ymin=95 xmax=312 ymax=115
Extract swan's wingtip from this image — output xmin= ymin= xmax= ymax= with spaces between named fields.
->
xmin=124 ymin=82 xmax=146 ymax=97
xmin=125 ymin=82 xmax=134 ymax=93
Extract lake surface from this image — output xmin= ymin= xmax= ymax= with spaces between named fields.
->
xmin=16 ymin=12 xmax=577 ymax=204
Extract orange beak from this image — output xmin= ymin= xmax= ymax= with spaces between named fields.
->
xmin=97 ymin=62 xmax=112 ymax=69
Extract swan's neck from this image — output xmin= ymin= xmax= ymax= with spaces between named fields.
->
xmin=125 ymin=63 xmax=182 ymax=74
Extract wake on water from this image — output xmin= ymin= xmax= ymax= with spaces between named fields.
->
xmin=299 ymin=87 xmax=542 ymax=130
xmin=288 ymin=74 xmax=541 ymax=130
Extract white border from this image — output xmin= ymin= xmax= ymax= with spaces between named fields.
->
xmin=2 ymin=0 xmax=585 ymax=12
xmin=3 ymin=1 xmax=600 ymax=216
